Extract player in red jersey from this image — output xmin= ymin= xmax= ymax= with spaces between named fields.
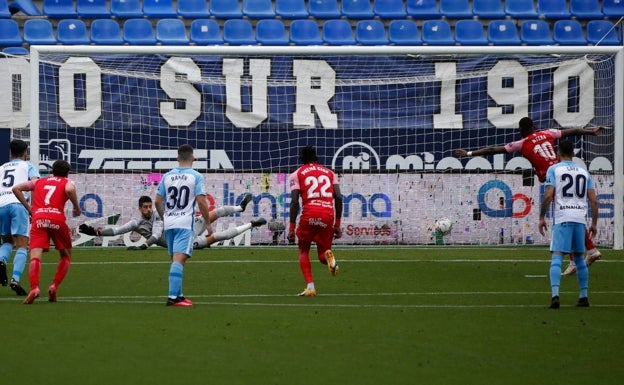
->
xmin=12 ymin=160 xmax=81 ymax=304
xmin=287 ymin=146 xmax=343 ymax=297
xmin=455 ymin=117 xmax=603 ymax=274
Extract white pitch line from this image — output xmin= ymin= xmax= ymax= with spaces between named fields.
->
xmin=38 ymin=259 xmax=624 ymax=266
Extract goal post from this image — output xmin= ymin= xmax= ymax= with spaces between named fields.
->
xmin=17 ymin=45 xmax=624 ymax=249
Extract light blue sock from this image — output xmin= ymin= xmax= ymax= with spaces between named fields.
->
xmin=11 ymin=248 xmax=27 ymax=282
xmin=574 ymin=254 xmax=589 ymax=298
xmin=0 ymin=242 xmax=12 ymax=265
xmin=168 ymin=262 xmax=184 ymax=298
xmin=549 ymin=253 xmax=563 ymax=297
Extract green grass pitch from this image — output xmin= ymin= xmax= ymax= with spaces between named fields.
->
xmin=2 ymin=246 xmax=622 ymax=385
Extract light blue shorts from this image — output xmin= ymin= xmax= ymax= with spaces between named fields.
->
xmin=165 ymin=228 xmax=194 ymax=258
xmin=550 ymin=222 xmax=586 ymax=255
xmin=0 ymin=203 xmax=30 ymax=237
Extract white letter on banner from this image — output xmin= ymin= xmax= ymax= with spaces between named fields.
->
xmin=487 ymin=60 xmax=528 ymax=128
xmin=433 ymin=62 xmax=463 ymax=129
xmin=552 ymin=61 xmax=594 ymax=127
xmin=160 ymin=57 xmax=202 ymax=127
xmin=223 ymin=58 xmax=269 ymax=128
xmin=0 ymin=57 xmax=29 ymax=128
xmin=293 ymin=60 xmax=337 ymax=129
xmin=59 ymin=57 xmax=101 ymax=127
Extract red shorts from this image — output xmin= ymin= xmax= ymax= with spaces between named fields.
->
xmin=296 ymin=211 xmax=335 ymax=251
xmin=30 ymin=217 xmax=72 ymax=251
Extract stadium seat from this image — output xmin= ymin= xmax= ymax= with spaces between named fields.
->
xmin=406 ymin=0 xmax=439 ymax=19
xmin=57 ymin=19 xmax=90 ymax=45
xmin=553 ymin=20 xmax=587 ymax=45
xmin=0 ymin=19 xmax=22 ymax=47
xmin=505 ymin=0 xmax=538 ymax=18
xmin=111 ymin=0 xmax=143 ymax=18
xmin=355 ymin=20 xmax=389 ymax=46
xmin=143 ymin=0 xmax=177 ymax=18
xmin=189 ymin=19 xmax=222 ymax=45
xmin=123 ymin=19 xmax=157 ymax=45
xmin=156 ymin=19 xmax=189 ymax=45
xmin=373 ymin=0 xmax=407 ymax=19
xmin=42 ymin=0 xmax=76 ymax=18
xmin=76 ymin=0 xmax=111 ymax=18
xmin=256 ymin=19 xmax=289 ymax=46
xmin=210 ymin=0 xmax=243 ymax=18
xmin=9 ymin=0 xmax=41 ymax=16
xmin=422 ymin=20 xmax=454 ymax=46
xmin=537 ymin=0 xmax=570 ymax=20
xmin=289 ymin=19 xmax=323 ymax=45
xmin=2 ymin=47 xmax=29 ymax=55
xmin=23 ymin=19 xmax=57 ymax=45
xmin=520 ymin=20 xmax=554 ymax=45
xmin=488 ymin=20 xmax=521 ymax=45
xmin=603 ymin=0 xmax=624 ymax=18
xmin=454 ymin=20 xmax=488 ymax=46
xmin=0 ymin=0 xmax=10 ymax=18
xmin=586 ymin=20 xmax=622 ymax=45
xmin=341 ymin=0 xmax=374 ymax=19
xmin=223 ymin=19 xmax=256 ymax=45
xmin=440 ymin=0 xmax=472 ymax=19
xmin=322 ymin=19 xmax=355 ymax=45
xmin=308 ymin=0 xmax=341 ymax=19
xmin=388 ymin=19 xmax=421 ymax=46
xmin=472 ymin=0 xmax=505 ymax=19
xmin=90 ymin=18 xmax=124 ymax=45
xmin=242 ymin=0 xmax=275 ymax=19
xmin=176 ymin=0 xmax=211 ymax=18
xmin=570 ymin=0 xmax=603 ymax=19
xmin=275 ymin=0 xmax=308 ymax=19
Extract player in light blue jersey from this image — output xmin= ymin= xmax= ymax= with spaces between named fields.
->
xmin=0 ymin=139 xmax=40 ymax=295
xmin=538 ymin=140 xmax=599 ymax=309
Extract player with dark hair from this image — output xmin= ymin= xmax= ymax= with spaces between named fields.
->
xmin=12 ymin=159 xmax=81 ymax=304
xmin=288 ymin=146 xmax=343 ymax=297
xmin=0 ymin=139 xmax=40 ymax=296
xmin=455 ymin=117 xmax=603 ymax=274
xmin=78 ymin=193 xmax=264 ymax=250
xmin=539 ymin=140 xmax=599 ymax=308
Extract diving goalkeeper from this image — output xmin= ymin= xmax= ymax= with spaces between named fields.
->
xmin=78 ymin=194 xmax=266 ymax=249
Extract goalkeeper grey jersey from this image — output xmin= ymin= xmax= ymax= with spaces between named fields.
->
xmin=102 ymin=214 xmax=166 ymax=247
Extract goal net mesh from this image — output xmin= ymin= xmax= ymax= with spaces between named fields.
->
xmin=14 ymin=51 xmax=617 ymax=246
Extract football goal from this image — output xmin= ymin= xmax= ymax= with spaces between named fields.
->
xmin=7 ymin=45 xmax=622 ymax=248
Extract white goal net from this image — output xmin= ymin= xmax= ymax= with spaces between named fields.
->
xmin=2 ymin=46 xmax=621 ymax=248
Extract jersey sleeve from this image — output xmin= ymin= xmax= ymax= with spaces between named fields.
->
xmin=544 ymin=165 xmax=556 ymax=187
xmin=148 ymin=215 xmax=164 ymax=244
xmin=548 ymin=129 xmax=563 ymax=139
xmin=504 ymin=138 xmax=524 ymax=153
xmin=27 ymin=162 xmax=40 ymax=179
xmin=102 ymin=219 xmax=139 ymax=236
xmin=194 ymin=171 xmax=206 ymax=196
xmin=288 ymin=171 xmax=300 ymax=191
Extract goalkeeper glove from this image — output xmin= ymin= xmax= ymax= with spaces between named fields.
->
xmin=78 ymin=224 xmax=98 ymax=236
xmin=127 ymin=244 xmax=148 ymax=251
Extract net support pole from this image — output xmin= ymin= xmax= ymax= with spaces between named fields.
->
xmin=613 ymin=48 xmax=623 ymax=250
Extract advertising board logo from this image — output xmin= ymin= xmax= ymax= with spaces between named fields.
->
xmin=332 ymin=141 xmax=381 ymax=171
xmin=78 ymin=149 xmax=234 ymax=170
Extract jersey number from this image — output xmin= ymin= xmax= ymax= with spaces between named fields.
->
xmin=304 ymin=175 xmax=332 ymax=199
xmin=533 ymin=142 xmax=557 ymax=161
xmin=166 ymin=185 xmax=191 ymax=209
xmin=43 ymin=185 xmax=56 ymax=205
xmin=561 ymin=173 xmax=587 ymax=198
xmin=1 ymin=168 xmax=15 ymax=187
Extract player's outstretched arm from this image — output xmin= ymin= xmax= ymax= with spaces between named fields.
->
xmin=560 ymin=126 xmax=603 ymax=138
xmin=454 ymin=145 xmax=507 ymax=158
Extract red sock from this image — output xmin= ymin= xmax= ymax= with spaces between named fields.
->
xmin=299 ymin=250 xmax=313 ymax=284
xmin=585 ymin=229 xmax=595 ymax=251
xmin=52 ymin=256 xmax=71 ymax=288
xmin=29 ymin=258 xmax=41 ymax=290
